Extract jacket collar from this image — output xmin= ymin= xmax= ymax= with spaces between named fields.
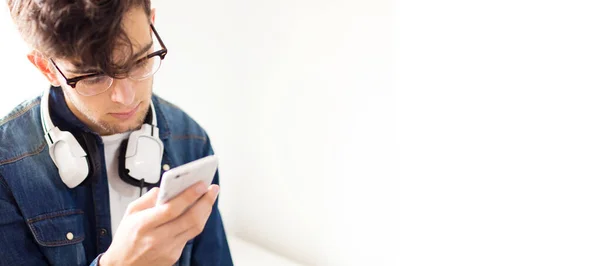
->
xmin=48 ymin=86 xmax=170 ymax=140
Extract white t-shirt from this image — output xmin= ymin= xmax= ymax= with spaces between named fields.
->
xmin=101 ymin=132 xmax=147 ymax=237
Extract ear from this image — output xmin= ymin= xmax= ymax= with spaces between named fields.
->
xmin=27 ymin=51 xmax=61 ymax=86
xmin=151 ymin=8 xmax=156 ymax=24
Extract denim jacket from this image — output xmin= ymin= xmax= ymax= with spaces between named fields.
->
xmin=0 ymin=86 xmax=233 ymax=266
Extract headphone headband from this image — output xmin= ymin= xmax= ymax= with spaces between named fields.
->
xmin=40 ymin=87 xmax=54 ymax=143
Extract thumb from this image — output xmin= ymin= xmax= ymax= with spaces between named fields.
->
xmin=125 ymin=187 xmax=160 ymax=215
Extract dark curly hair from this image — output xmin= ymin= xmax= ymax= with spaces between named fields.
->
xmin=7 ymin=0 xmax=151 ymax=77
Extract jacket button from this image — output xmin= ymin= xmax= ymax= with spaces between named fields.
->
xmin=66 ymin=232 xmax=74 ymax=240
xmin=100 ymin=228 xmax=107 ymax=236
xmin=163 ymin=164 xmax=170 ymax=171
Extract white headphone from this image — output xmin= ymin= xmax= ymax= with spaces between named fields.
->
xmin=40 ymin=87 xmax=164 ymax=189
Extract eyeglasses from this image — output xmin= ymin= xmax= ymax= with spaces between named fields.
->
xmin=50 ymin=24 xmax=168 ymax=97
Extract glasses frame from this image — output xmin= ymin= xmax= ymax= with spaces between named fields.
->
xmin=50 ymin=24 xmax=167 ymax=93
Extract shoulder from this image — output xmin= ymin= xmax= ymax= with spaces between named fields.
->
xmin=0 ymin=96 xmax=42 ymax=128
xmin=152 ymin=94 xmax=210 ymax=143
xmin=0 ymin=96 xmax=46 ymax=166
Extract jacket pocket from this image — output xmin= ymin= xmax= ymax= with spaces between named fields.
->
xmin=26 ymin=209 xmax=88 ymax=265
xmin=26 ymin=209 xmax=85 ymax=247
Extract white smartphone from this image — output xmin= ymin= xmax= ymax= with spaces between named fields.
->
xmin=155 ymin=155 xmax=219 ymax=205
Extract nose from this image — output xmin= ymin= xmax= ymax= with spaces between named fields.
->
xmin=110 ymin=78 xmax=136 ymax=106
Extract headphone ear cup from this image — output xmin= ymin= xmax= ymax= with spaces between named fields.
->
xmin=49 ymin=135 xmax=89 ymax=188
xmin=48 ymin=130 xmax=99 ymax=188
xmin=118 ymin=125 xmax=163 ymax=187
xmin=40 ymin=87 xmax=100 ymax=188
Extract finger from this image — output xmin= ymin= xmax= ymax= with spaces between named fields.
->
xmin=171 ymin=185 xmax=220 ymax=242
xmin=158 ymin=185 xmax=219 ymax=237
xmin=125 ymin=187 xmax=160 ymax=215
xmin=146 ymin=181 xmax=209 ymax=228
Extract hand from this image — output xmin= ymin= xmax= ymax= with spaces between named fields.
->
xmin=99 ymin=182 xmax=220 ymax=266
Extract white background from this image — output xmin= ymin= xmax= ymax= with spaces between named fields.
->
xmin=3 ymin=0 xmax=600 ymax=265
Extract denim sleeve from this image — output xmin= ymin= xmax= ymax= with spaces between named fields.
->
xmin=0 ymin=174 xmax=48 ymax=266
xmin=190 ymin=170 xmax=234 ymax=266
xmin=190 ymin=131 xmax=234 ymax=265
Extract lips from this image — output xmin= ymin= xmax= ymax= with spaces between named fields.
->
xmin=109 ymin=102 xmax=140 ymax=120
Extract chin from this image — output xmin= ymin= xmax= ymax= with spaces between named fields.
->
xmin=93 ymin=101 xmax=151 ymax=135
xmin=120 ymin=116 xmax=147 ymax=131
xmin=99 ymin=112 xmax=147 ymax=134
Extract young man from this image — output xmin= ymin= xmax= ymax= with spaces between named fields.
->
xmin=1 ymin=0 xmax=233 ymax=265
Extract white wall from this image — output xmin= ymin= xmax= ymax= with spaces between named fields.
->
xmin=151 ymin=1 xmax=396 ymax=265
xmin=0 ymin=6 xmax=48 ymax=114
xmin=119 ymin=0 xmax=600 ymax=265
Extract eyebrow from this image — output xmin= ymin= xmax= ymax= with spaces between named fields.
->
xmin=66 ymin=42 xmax=154 ymax=75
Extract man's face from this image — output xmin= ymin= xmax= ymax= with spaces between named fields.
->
xmin=50 ymin=7 xmax=156 ymax=136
